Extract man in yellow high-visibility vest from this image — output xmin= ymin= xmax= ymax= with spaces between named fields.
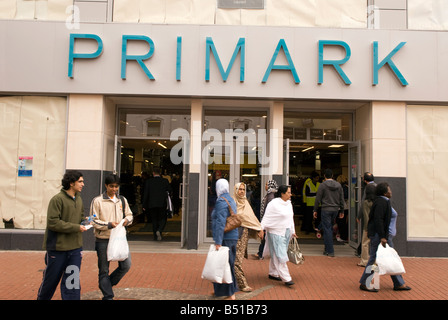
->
xmin=302 ymin=171 xmax=320 ymax=234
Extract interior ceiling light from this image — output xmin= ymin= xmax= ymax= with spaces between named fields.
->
xmin=158 ymin=142 xmax=167 ymax=149
xmin=328 ymin=144 xmax=344 ymax=148
xmin=302 ymin=146 xmax=314 ymax=152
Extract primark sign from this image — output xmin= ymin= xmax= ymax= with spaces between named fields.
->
xmin=0 ymin=21 xmax=447 ymax=102
xmin=68 ymin=34 xmax=408 ymax=87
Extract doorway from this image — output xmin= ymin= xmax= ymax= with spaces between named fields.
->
xmin=283 ymin=140 xmax=361 ymax=247
xmin=117 ymin=138 xmax=184 ymax=242
xmin=115 ymin=107 xmax=190 ymax=245
xmin=203 ymin=109 xmax=268 ymax=241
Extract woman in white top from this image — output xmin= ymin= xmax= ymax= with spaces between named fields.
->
xmin=261 ymin=185 xmax=297 ymax=286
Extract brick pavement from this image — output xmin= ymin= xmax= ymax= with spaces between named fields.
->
xmin=1 ymin=248 xmax=447 ymax=301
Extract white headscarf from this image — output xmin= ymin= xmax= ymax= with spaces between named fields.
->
xmin=215 ymin=178 xmax=230 ymax=198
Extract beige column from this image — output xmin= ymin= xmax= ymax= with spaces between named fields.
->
xmin=189 ymin=99 xmax=203 ymax=173
xmin=268 ymin=101 xmax=284 ymax=176
xmin=370 ymin=101 xmax=406 ymax=178
xmin=66 ymin=94 xmax=115 ymax=173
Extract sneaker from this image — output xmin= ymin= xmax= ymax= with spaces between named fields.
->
xmin=323 ymin=251 xmax=335 ymax=257
xmin=156 ymin=231 xmax=162 ymax=241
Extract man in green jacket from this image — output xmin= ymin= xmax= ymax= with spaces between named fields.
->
xmin=37 ymin=170 xmax=88 ymax=300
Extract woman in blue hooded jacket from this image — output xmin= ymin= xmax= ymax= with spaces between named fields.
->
xmin=211 ymin=178 xmax=239 ymax=299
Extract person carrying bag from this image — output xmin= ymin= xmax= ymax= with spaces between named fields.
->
xmin=90 ymin=174 xmax=133 ymax=300
xmin=209 ymin=179 xmax=239 ymax=300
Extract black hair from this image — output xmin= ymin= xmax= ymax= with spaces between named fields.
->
xmin=61 ymin=170 xmax=83 ymax=190
xmin=311 ymin=171 xmax=319 ymax=178
xmin=375 ymin=182 xmax=390 ymax=197
xmin=364 ymin=172 xmax=374 ymax=182
xmin=105 ymin=174 xmax=120 ymax=185
xmin=275 ymin=185 xmax=290 ymax=198
xmin=324 ymin=169 xmax=333 ymax=179
xmin=153 ymin=167 xmax=161 ymax=175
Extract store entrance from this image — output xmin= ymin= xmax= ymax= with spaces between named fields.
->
xmin=203 ymin=109 xmax=268 ymax=241
xmin=116 ymin=138 xmax=186 ymax=243
xmin=283 ymin=140 xmax=361 ymax=247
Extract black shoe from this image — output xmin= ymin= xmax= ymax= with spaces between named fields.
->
xmin=393 ymin=285 xmax=411 ymax=291
xmin=285 ymin=281 xmax=294 ymax=286
xmin=268 ymin=275 xmax=282 ymax=281
xmin=359 ymin=284 xmax=378 ymax=292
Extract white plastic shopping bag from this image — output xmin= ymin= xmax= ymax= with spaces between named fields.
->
xmin=107 ymin=219 xmax=129 ymax=261
xmin=375 ymin=243 xmax=405 ymax=275
xmin=201 ymin=245 xmax=233 ymax=284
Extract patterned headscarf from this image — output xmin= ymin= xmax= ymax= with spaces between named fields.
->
xmin=260 ymin=180 xmax=279 ymax=220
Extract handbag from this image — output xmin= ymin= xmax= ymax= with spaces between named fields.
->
xmin=220 ymin=197 xmax=242 ymax=233
xmin=201 ymin=245 xmax=233 ymax=284
xmin=375 ymin=243 xmax=405 ymax=275
xmin=287 ymin=237 xmax=305 ymax=265
xmin=107 ymin=219 xmax=129 ymax=261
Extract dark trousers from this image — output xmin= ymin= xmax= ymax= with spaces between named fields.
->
xmin=301 ymin=206 xmax=315 ymax=232
xmin=150 ymin=206 xmax=167 ymax=236
xmin=213 ymin=239 xmax=238 ymax=297
xmin=95 ymin=240 xmax=131 ymax=300
xmin=37 ymin=247 xmax=83 ymax=300
xmin=359 ymin=233 xmax=405 ymax=288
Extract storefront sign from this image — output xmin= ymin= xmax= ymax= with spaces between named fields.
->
xmin=2 ymin=21 xmax=448 ymax=102
xmin=68 ymin=33 xmax=408 ymax=86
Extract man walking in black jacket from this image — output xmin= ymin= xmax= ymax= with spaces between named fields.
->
xmin=142 ymin=168 xmax=172 ymax=241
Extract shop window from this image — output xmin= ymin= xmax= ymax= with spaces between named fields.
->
xmin=0 ymin=96 xmax=67 ymax=229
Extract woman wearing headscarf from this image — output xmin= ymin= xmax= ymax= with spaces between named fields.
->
xmin=261 ymin=185 xmax=297 ymax=286
xmin=256 ymin=180 xmax=279 ymax=259
xmin=211 ymin=179 xmax=239 ymax=299
xmin=233 ymin=182 xmax=263 ymax=292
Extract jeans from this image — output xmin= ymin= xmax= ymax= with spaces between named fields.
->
xmin=37 ymin=247 xmax=83 ymax=300
xmin=95 ymin=240 xmax=131 ymax=300
xmin=359 ymin=233 xmax=405 ymax=288
xmin=321 ymin=210 xmax=338 ymax=254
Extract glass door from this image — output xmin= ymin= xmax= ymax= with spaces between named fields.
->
xmin=204 ymin=110 xmax=267 ymax=240
xmin=205 ymin=139 xmax=263 ymax=238
xmin=114 ymin=135 xmax=122 ymax=175
xmin=348 ymin=141 xmax=361 ymax=248
xmin=283 ymin=138 xmax=290 ymax=185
